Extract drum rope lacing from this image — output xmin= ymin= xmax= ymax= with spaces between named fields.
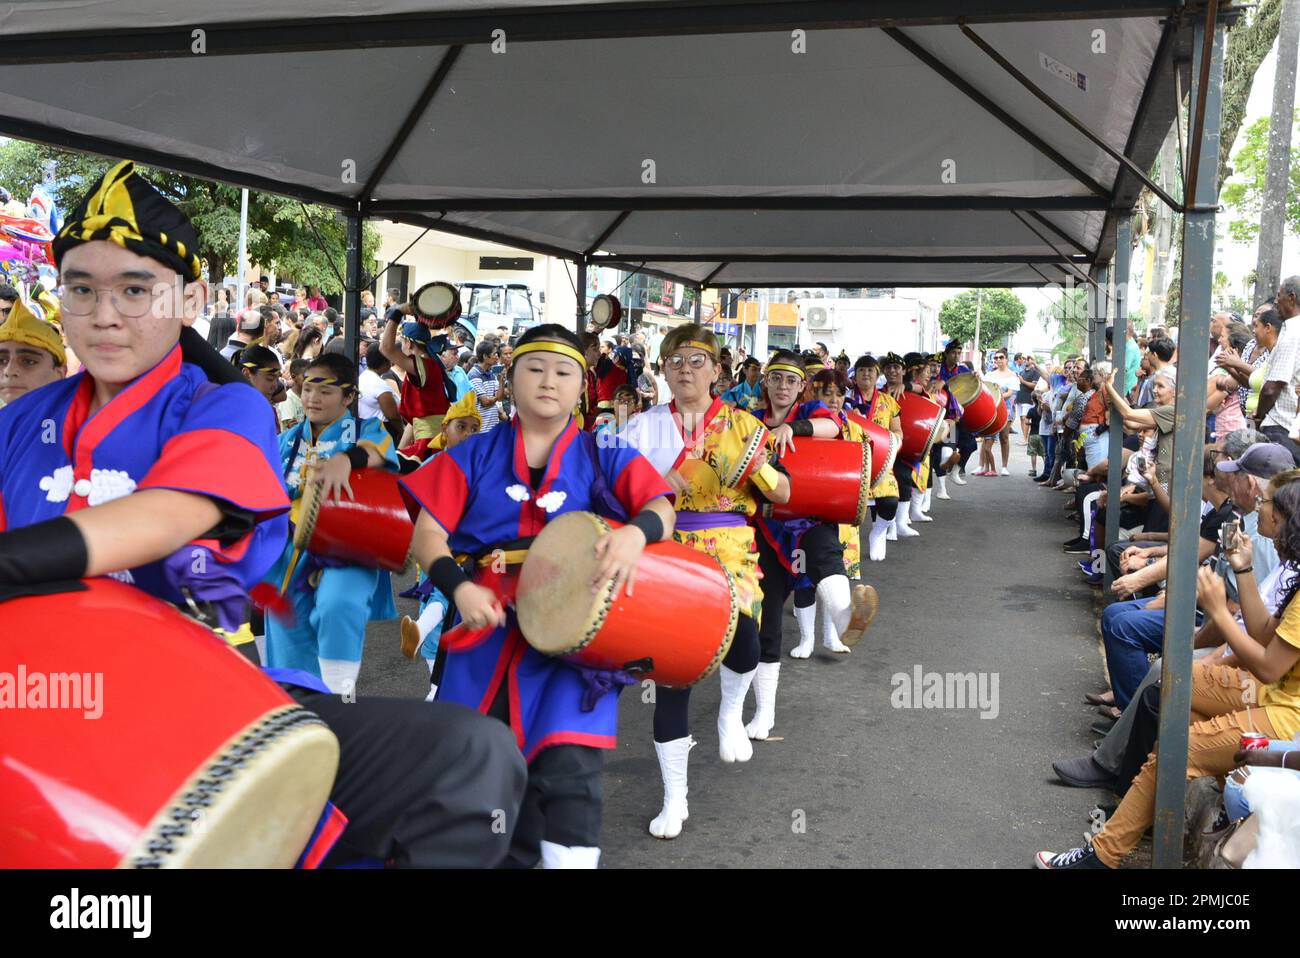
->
xmin=131 ymin=706 xmax=327 ymax=868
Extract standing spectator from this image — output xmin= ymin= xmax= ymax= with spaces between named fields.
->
xmin=1207 ymin=321 xmax=1253 ymax=440
xmin=277 ymin=357 xmax=309 ymax=432
xmin=1016 ymin=356 xmax=1041 ymax=444
xmin=1259 ymin=277 xmax=1300 ymax=459
xmin=467 ymin=340 xmax=503 ymax=432
xmin=305 ymin=284 xmax=329 ymax=311
xmin=358 ymin=348 xmax=402 ymax=429
xmin=291 ymin=324 xmax=324 ymax=363
xmin=978 ymin=350 xmax=1019 ymax=475
xmin=359 ymin=289 xmax=378 ymax=327
xmin=1136 ymin=337 xmax=1175 ymax=407
xmin=448 ymin=345 xmax=473 ymax=401
xmin=291 ymin=285 xmax=310 ymax=313
xmin=634 ymin=345 xmax=657 ymax=410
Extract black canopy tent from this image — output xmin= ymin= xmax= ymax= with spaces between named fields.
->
xmin=0 ymin=0 xmax=1237 ymax=867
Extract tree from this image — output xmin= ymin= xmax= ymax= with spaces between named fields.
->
xmin=1040 ymin=287 xmax=1088 ymax=361
xmin=1223 ymin=114 xmax=1300 ymax=244
xmin=0 ymin=139 xmax=381 ymax=295
xmin=937 ymin=289 xmax=1026 ymax=347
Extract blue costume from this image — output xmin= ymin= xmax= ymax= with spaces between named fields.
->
xmin=722 ymin=378 xmax=763 ymax=413
xmin=399 ymin=415 xmax=670 ymax=763
xmin=263 ymin=411 xmax=398 ymax=679
xmin=0 ymin=344 xmax=288 ymax=628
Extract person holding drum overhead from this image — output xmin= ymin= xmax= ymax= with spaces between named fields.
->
xmin=378 ymin=298 xmax=458 ymax=460
xmin=400 ymin=323 xmax=677 ymax=869
xmin=260 ymin=352 xmax=399 ymax=696
xmin=755 ymin=350 xmax=877 ymax=666
xmin=618 ymin=324 xmax=789 ymax=840
xmin=0 ymin=161 xmax=529 ymax=869
xmin=848 ymin=354 xmax=904 ymax=561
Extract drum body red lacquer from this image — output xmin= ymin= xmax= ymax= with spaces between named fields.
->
xmin=947 ymin=372 xmax=999 ymax=435
xmin=516 ymin=511 xmax=739 ymax=688
xmin=846 ymin=411 xmax=899 ymax=487
xmin=896 ymin=392 xmax=946 ymax=463
xmin=0 ymin=578 xmax=339 ymax=868
xmin=765 ymin=437 xmax=870 ymax=526
xmin=294 ymin=468 xmax=413 ymax=571
xmin=982 ymin=382 xmax=1010 ymax=435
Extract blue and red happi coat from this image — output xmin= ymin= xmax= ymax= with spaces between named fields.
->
xmin=0 ymin=344 xmax=289 ymax=616
xmin=399 ymin=415 xmax=670 ymax=763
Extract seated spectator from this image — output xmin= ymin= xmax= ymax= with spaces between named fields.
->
xmin=1038 ymin=464 xmax=1300 ymax=868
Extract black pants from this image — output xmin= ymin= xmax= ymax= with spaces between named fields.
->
xmin=954 ymin=422 xmax=978 ymax=468
xmin=484 ymin=679 xmax=604 ymax=865
xmin=286 ymin=687 xmax=527 ymax=868
xmin=654 ymin=614 xmax=761 ymax=742
xmin=1118 ymin=682 xmax=1163 ymax=795
xmin=870 ymin=496 xmax=898 ymax=521
xmin=755 ymin=523 xmax=845 ymax=663
xmin=893 ymin=460 xmax=915 ymax=500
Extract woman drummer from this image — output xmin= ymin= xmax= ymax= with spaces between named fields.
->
xmin=846 ymin=355 xmax=904 ymax=561
xmin=401 ymin=323 xmax=676 ymax=869
xmin=881 ymin=352 xmax=927 ymax=538
xmin=755 ymin=350 xmax=877 ymax=667
xmin=619 ymin=324 xmax=790 ymax=841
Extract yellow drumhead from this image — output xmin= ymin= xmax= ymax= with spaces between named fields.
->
xmin=516 ymin=511 xmax=611 ymax=656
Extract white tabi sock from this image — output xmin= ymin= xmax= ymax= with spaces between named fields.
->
xmin=895 ymin=509 xmax=920 ymax=538
xmin=745 ymin=661 xmax=781 ymax=739
xmin=318 ymin=658 xmax=360 ymax=697
xmin=717 ymin=665 xmax=756 ymax=763
xmin=539 ymin=840 xmax=601 ymax=869
xmin=816 ymin=574 xmax=853 ymax=642
xmin=952 ymin=469 xmax=967 ymax=485
xmin=935 ymin=474 xmax=951 ymax=500
xmin=791 ymin=602 xmax=817 ymax=659
xmin=819 ymin=594 xmax=850 ymax=653
xmin=910 ymin=489 xmax=932 ymax=522
xmin=868 ymin=516 xmax=890 ymax=561
xmin=921 ymin=488 xmax=933 ymax=513
xmin=649 ymin=736 xmax=693 ymax=839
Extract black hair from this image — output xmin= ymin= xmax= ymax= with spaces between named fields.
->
xmin=476 ymin=340 xmax=499 ymax=364
xmin=289 ymin=358 xmax=311 ymax=376
xmin=1147 ymin=338 xmax=1175 ymax=362
xmin=1257 ymin=306 xmax=1284 ymax=331
xmin=854 ymin=354 xmax=878 ymax=371
xmin=366 ymin=348 xmax=392 ymax=373
xmin=239 ymin=345 xmax=281 ymax=371
xmin=513 ymin=323 xmax=584 ymax=356
xmin=292 ymin=324 xmax=324 ymax=361
xmin=206 ymin=313 xmax=235 ymax=349
xmin=305 ymin=351 xmax=359 ymax=391
xmin=0 ymin=283 xmax=20 ymax=302
xmin=1269 ymin=477 xmax=1300 ymax=614
xmin=323 ymin=307 xmax=340 ymax=326
xmin=1105 ymin=326 xmax=1113 ymax=343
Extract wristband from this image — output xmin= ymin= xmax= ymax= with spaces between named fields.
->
xmin=384 ymin=305 xmax=405 ymax=325
xmin=344 ymin=446 xmax=369 ymax=471
xmin=790 ymin=419 xmax=814 ymax=438
xmin=752 ymin=463 xmax=781 ymax=493
xmin=629 ymin=509 xmax=665 ymax=544
xmin=1235 ymin=566 xmax=1253 ymax=577
xmin=0 ymin=515 xmax=89 ymax=584
xmin=428 ymin=555 xmax=470 ymax=597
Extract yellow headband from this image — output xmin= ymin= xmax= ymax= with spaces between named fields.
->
xmin=511 ymin=340 xmax=588 ymax=374
xmin=680 ymin=339 xmax=719 ymax=358
xmin=766 ymin=362 xmax=806 ymax=381
xmin=0 ymin=296 xmax=66 ymax=366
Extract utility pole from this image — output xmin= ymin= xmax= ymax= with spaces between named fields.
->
xmin=972 ymin=288 xmax=984 ymax=370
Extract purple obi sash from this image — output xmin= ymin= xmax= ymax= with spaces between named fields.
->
xmin=675 ymin=511 xmax=750 ymax=532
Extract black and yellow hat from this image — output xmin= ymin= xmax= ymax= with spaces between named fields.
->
xmin=881 ymin=352 xmax=905 ymax=368
xmin=53 ymin=160 xmax=202 ymax=282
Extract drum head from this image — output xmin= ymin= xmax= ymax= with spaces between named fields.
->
xmin=413 ymin=281 xmax=457 ymax=318
xmin=292 ymin=474 xmax=322 ymax=552
xmin=517 ymin=511 xmax=612 ymax=656
xmin=590 ymin=294 xmax=622 ymax=330
xmin=947 ymin=372 xmax=984 ymax=406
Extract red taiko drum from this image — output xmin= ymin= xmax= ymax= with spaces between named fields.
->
xmin=896 ymin=392 xmax=946 ymax=464
xmin=947 ymin=372 xmax=999 ymax=434
xmin=0 ymin=578 xmax=340 ymax=868
xmin=765 ymin=437 xmax=870 ymax=526
xmin=846 ymin=410 xmax=899 ymax=487
xmin=294 ymin=468 xmax=413 ymax=571
xmin=981 ymin=382 xmax=1010 ymax=435
xmin=516 ymin=511 xmax=740 ymax=688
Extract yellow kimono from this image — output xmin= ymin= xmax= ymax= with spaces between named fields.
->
xmin=858 ymin=390 xmax=901 ymax=500
xmin=629 ymin=398 xmax=771 ymax=621
xmin=834 ymin=412 xmax=869 ymax=578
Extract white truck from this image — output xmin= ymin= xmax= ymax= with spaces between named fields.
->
xmin=795 ymin=295 xmax=941 ymax=359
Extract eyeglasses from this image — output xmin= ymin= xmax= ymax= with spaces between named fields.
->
xmin=1257 ymin=496 xmax=1274 ymax=509
xmin=61 ymin=282 xmax=160 ymax=318
xmin=766 ymin=372 xmax=803 ymax=389
xmin=664 ymin=353 xmax=711 ymax=371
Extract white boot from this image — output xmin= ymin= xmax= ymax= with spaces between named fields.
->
xmin=649 ymin=736 xmax=693 ymax=839
xmin=540 ymin=840 xmax=600 ymax=869
xmin=318 ymin=658 xmax=360 ymax=697
xmin=921 ymin=488 xmax=933 ymax=513
xmin=895 ymin=510 xmax=920 ymax=538
xmin=790 ymin=602 xmax=816 ymax=659
xmin=935 ymin=474 xmax=951 ymax=500
xmin=745 ymin=662 xmax=781 ymax=739
xmin=816 ymin=575 xmax=853 ymax=652
xmin=910 ymin=489 xmax=932 ymax=522
xmin=820 ymin=596 xmax=850 ymax=654
xmin=952 ymin=468 xmax=967 ymax=485
xmin=717 ymin=665 xmax=756 ymax=763
xmin=868 ymin=516 xmax=890 ymax=561
xmin=886 ymin=517 xmax=898 ymax=541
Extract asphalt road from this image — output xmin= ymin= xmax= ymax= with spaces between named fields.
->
xmin=353 ymin=437 xmax=1108 ymax=867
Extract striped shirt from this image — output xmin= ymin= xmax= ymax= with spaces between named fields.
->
xmin=468 ymin=364 xmax=502 ymax=431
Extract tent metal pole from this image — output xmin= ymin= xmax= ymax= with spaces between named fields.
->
xmin=344 ymin=210 xmax=363 ymax=360
xmin=1103 ymin=218 xmax=1131 ymax=591
xmin=575 ymin=257 xmax=588 ymax=334
xmin=1025 ymin=210 xmax=1091 ymax=257
xmin=1150 ymin=12 xmax=1223 ymax=871
xmin=1091 ymin=264 xmax=1109 ymax=366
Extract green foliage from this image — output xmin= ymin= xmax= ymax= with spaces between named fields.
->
xmin=0 ymin=139 xmax=380 ymax=293
xmin=937 ymin=289 xmax=1026 ymax=347
xmin=1223 ymin=113 xmax=1300 ymax=244
xmin=1039 ymin=287 xmax=1088 ymax=361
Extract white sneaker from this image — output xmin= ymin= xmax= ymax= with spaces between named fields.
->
xmin=999 ymin=466 xmax=1010 ymax=476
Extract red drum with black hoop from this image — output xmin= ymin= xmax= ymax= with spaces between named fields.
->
xmin=846 ymin=411 xmax=899 ymax=487
xmin=947 ymin=372 xmax=999 ymax=435
xmin=982 ymin=382 xmax=1010 ymax=435
xmin=294 ymin=468 xmax=413 ymax=571
xmin=516 ymin=511 xmax=739 ymax=688
xmin=896 ymin=392 xmax=946 ymax=464
xmin=764 ymin=437 xmax=870 ymax=526
xmin=0 ymin=578 xmax=340 ymax=868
